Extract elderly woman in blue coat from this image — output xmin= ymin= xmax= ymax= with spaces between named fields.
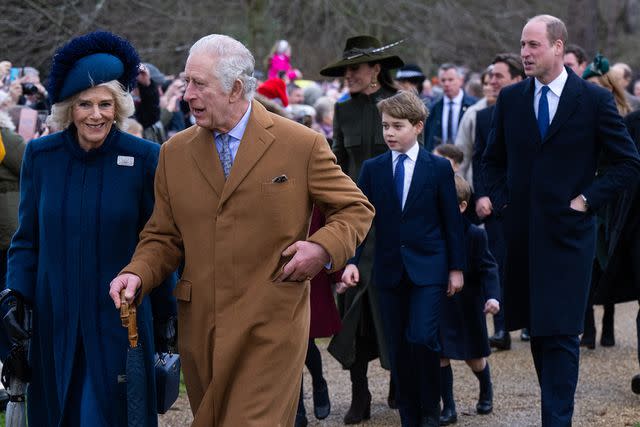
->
xmin=5 ymin=31 xmax=175 ymax=426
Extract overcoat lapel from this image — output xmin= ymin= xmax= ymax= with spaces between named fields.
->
xmin=403 ymin=148 xmax=430 ymax=215
xmin=522 ymin=79 xmax=541 ymax=142
xmin=543 ymin=72 xmax=581 ymax=143
xmin=190 ymin=126 xmax=225 ymax=198
xmin=219 ymin=101 xmax=275 ymax=206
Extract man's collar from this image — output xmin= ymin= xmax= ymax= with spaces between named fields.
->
xmin=535 ymin=67 xmax=568 ymax=97
xmin=446 ymin=90 xmax=464 ymax=105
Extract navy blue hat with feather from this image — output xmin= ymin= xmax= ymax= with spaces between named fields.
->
xmin=48 ymin=31 xmax=140 ymax=104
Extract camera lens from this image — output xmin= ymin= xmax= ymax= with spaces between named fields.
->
xmin=21 ymin=83 xmax=38 ymax=95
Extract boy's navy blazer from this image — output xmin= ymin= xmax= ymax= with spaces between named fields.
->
xmin=351 ymin=146 xmax=465 ymax=288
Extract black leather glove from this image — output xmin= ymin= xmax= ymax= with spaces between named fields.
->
xmin=154 ymin=315 xmax=177 ymax=354
xmin=0 ymin=289 xmax=30 ymax=345
xmin=1 ymin=344 xmax=30 ymax=388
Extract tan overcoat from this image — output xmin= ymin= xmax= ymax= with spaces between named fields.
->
xmin=123 ymin=100 xmax=374 ymax=426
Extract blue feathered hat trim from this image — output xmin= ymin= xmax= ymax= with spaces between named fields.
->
xmin=48 ymin=31 xmax=140 ymax=104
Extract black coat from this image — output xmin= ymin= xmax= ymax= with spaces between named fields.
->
xmin=440 ymin=220 xmax=500 ymax=359
xmin=482 ymin=69 xmax=640 ymax=336
xmin=596 ymin=109 xmax=640 ymax=303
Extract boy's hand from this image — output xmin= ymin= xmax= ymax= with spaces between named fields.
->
xmin=447 ymin=270 xmax=464 ymax=297
xmin=484 ymin=298 xmax=500 ymax=314
xmin=341 ymin=264 xmax=360 ymax=286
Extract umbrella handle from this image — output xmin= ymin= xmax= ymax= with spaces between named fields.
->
xmin=120 ymin=290 xmax=139 ymax=348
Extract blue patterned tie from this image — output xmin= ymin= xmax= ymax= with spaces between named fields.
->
xmin=219 ymin=133 xmax=233 ymax=179
xmin=394 ymin=154 xmax=407 ymax=209
xmin=538 ymin=86 xmax=550 ymax=139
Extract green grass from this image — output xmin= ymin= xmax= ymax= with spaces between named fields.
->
xmin=180 ymin=369 xmax=186 ymax=395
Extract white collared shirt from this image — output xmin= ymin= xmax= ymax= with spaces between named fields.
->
xmin=533 ymin=67 xmax=568 ymax=123
xmin=441 ymin=90 xmax=464 ymax=142
xmin=392 ymin=142 xmax=420 ymax=209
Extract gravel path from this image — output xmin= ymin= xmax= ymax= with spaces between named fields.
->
xmin=159 ymin=302 xmax=640 ymax=426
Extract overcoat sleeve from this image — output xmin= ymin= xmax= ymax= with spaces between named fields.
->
xmin=122 ymin=142 xmax=184 ymax=298
xmin=481 ymin=93 xmax=509 ymax=214
xmin=473 ymin=228 xmax=500 ymax=301
xmin=306 ymin=134 xmax=374 ymax=271
xmin=7 ymin=142 xmax=38 ymax=302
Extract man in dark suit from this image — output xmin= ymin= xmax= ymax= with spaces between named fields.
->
xmin=482 ymin=15 xmax=640 ymax=426
xmin=341 ymin=91 xmax=465 ymax=427
xmin=424 ymin=64 xmax=477 ymax=152
xmin=473 ymin=53 xmax=525 ymax=350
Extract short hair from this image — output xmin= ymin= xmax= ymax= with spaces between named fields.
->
xmin=565 ymin=44 xmax=587 ymax=65
xmin=454 ymin=175 xmax=472 ymax=204
xmin=612 ymin=63 xmax=633 ymax=81
xmin=528 ymin=15 xmax=568 ymax=51
xmin=492 ymin=53 xmax=526 ymax=79
xmin=377 ymin=90 xmax=427 ymax=125
xmin=189 ymin=34 xmax=258 ymax=100
xmin=47 ymin=79 xmax=134 ymax=130
xmin=434 ymin=144 xmax=464 ymax=166
xmin=438 ymin=63 xmax=462 ymax=78
xmin=313 ymin=96 xmax=335 ymax=124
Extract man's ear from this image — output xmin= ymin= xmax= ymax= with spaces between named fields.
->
xmin=415 ymin=120 xmax=424 ymax=134
xmin=229 ymin=79 xmax=244 ymax=103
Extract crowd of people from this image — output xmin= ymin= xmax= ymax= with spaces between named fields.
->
xmin=0 ymin=11 xmax=638 ymax=427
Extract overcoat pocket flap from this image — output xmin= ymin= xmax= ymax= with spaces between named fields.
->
xmin=173 ymin=280 xmax=192 ymax=302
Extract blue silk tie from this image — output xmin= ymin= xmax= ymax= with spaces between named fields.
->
xmin=218 ymin=133 xmax=233 ymax=179
xmin=538 ymin=86 xmax=550 ymax=139
xmin=394 ymin=154 xmax=407 ymax=209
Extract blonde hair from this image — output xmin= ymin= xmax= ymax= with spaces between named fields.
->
xmin=377 ymin=90 xmax=428 ymax=124
xmin=47 ymin=80 xmax=135 ymax=130
xmin=454 ymin=175 xmax=472 ymax=204
xmin=123 ymin=118 xmax=143 ymax=136
xmin=592 ymin=73 xmax=631 ymax=116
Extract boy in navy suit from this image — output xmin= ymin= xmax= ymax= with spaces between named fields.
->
xmin=436 ymin=175 xmax=500 ymax=425
xmin=340 ymin=91 xmax=465 ymax=427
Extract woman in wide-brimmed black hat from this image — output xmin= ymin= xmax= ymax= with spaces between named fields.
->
xmin=319 ymin=35 xmax=403 ymax=425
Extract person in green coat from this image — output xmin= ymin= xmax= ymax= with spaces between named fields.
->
xmin=320 ymin=35 xmax=404 ymax=424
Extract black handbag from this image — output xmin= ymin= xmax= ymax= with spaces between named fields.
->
xmin=154 ymin=352 xmax=180 ymax=414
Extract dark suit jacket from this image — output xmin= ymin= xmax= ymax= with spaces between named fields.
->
xmin=482 ymin=68 xmax=640 ymax=336
xmin=351 ymin=147 xmax=465 ymax=288
xmin=424 ymin=91 xmax=477 ymax=152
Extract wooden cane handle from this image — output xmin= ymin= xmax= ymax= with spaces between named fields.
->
xmin=120 ymin=289 xmax=138 ymax=348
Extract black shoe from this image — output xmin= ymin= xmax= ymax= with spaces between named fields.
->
xmin=295 ymin=412 xmax=308 ymax=427
xmin=439 ymin=407 xmax=458 ymax=425
xmin=312 ymin=380 xmax=330 ymax=420
xmin=489 ymin=330 xmax=511 ymax=350
xmin=422 ymin=410 xmax=441 ymax=427
xmin=343 ymin=388 xmax=371 ymax=424
xmin=520 ymin=328 xmax=530 ymax=341
xmin=476 ymin=398 xmax=493 ymax=415
xmin=632 ymin=374 xmax=640 ymax=394
xmin=580 ymin=332 xmax=596 ymax=349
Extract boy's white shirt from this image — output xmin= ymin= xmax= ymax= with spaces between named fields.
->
xmin=391 ymin=141 xmax=420 ymax=210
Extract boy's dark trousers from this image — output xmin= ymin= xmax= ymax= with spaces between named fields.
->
xmin=376 ymin=273 xmax=445 ymax=427
xmin=484 ymin=214 xmax=506 ymax=332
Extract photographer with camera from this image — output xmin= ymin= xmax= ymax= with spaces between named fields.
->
xmin=16 ymin=67 xmax=49 ymax=111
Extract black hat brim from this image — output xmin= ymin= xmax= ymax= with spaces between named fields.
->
xmin=320 ymin=55 xmax=404 ymax=77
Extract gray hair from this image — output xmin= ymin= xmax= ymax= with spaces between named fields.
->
xmin=313 ymin=96 xmax=335 ymax=124
xmin=47 ymin=80 xmax=135 ymax=130
xmin=438 ymin=63 xmax=463 ymax=78
xmin=189 ymin=34 xmax=257 ymax=100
